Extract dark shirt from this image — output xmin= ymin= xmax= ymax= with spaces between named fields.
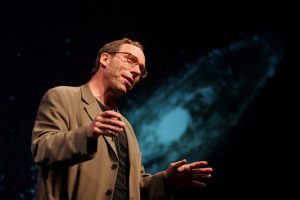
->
xmin=113 ymin=129 xmax=129 ymax=200
xmin=97 ymin=101 xmax=129 ymax=200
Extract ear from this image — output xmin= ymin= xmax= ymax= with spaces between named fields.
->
xmin=99 ymin=53 xmax=110 ymax=68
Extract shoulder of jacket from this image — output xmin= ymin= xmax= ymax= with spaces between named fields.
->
xmin=47 ymin=85 xmax=81 ymax=94
xmin=43 ymin=85 xmax=82 ymax=100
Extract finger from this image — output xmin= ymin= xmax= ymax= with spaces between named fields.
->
xmin=193 ymin=173 xmax=212 ymax=179
xmin=192 ymin=167 xmax=213 ymax=174
xmin=102 ymin=110 xmax=122 ymax=119
xmin=170 ymin=159 xmax=187 ymax=168
xmin=188 ymin=161 xmax=209 ymax=169
xmin=90 ymin=121 xmax=121 ymax=137
xmin=103 ymin=119 xmax=125 ymax=129
xmin=191 ymin=181 xmax=206 ymax=187
xmin=96 ymin=116 xmax=125 ymax=127
xmin=95 ymin=121 xmax=124 ymax=132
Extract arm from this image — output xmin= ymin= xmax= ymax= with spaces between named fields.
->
xmin=140 ymin=159 xmax=213 ymax=199
xmin=140 ymin=164 xmax=172 ymax=200
xmin=31 ymin=87 xmax=97 ymax=166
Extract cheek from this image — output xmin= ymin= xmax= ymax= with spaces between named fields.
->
xmin=108 ymin=62 xmax=121 ymax=76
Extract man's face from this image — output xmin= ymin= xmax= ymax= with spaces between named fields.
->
xmin=102 ymin=44 xmax=146 ymax=96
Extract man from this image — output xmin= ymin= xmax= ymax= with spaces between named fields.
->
xmin=31 ymin=38 xmax=213 ymax=200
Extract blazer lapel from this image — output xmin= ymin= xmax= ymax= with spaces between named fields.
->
xmin=81 ymin=83 xmax=118 ymax=158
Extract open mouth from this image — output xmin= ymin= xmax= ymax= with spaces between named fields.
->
xmin=123 ymin=76 xmax=134 ymax=88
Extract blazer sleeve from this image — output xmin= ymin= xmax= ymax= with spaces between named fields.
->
xmin=31 ymin=87 xmax=97 ymax=167
xmin=140 ymin=167 xmax=174 ymax=200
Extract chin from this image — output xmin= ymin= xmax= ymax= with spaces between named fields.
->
xmin=123 ymin=83 xmax=133 ymax=93
xmin=115 ymin=86 xmax=129 ymax=97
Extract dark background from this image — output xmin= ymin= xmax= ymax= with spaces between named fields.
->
xmin=0 ymin=0 xmax=295 ymax=199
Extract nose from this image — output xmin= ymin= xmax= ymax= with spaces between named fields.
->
xmin=131 ymin=72 xmax=140 ymax=81
xmin=130 ymin=65 xmax=142 ymax=78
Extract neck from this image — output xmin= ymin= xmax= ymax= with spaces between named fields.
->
xmin=88 ymin=75 xmax=118 ymax=109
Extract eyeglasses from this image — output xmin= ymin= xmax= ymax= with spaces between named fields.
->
xmin=110 ymin=51 xmax=148 ymax=78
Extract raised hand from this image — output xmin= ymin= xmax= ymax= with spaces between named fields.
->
xmin=87 ymin=110 xmax=125 ymax=138
xmin=164 ymin=159 xmax=213 ymax=188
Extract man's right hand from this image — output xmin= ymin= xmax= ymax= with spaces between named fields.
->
xmin=87 ymin=110 xmax=125 ymax=138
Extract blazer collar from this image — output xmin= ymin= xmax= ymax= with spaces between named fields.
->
xmin=81 ymin=83 xmax=96 ymax=105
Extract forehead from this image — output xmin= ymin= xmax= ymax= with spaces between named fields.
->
xmin=119 ymin=44 xmax=145 ymax=64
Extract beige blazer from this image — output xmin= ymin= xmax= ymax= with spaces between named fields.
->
xmin=31 ymin=83 xmax=168 ymax=200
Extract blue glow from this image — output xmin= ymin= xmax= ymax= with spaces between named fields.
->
xmin=157 ymin=107 xmax=191 ymax=144
xmin=123 ymin=35 xmax=283 ymax=173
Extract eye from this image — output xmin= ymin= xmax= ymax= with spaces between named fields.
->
xmin=127 ymin=54 xmax=138 ymax=66
xmin=139 ymin=65 xmax=146 ymax=74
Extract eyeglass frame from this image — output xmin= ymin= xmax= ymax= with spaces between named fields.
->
xmin=109 ymin=51 xmax=148 ymax=78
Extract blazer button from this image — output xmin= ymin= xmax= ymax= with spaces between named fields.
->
xmin=111 ymin=163 xmax=118 ymax=170
xmin=105 ymin=189 xmax=112 ymax=196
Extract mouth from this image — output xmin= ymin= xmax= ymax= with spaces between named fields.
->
xmin=122 ymin=75 xmax=135 ymax=88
